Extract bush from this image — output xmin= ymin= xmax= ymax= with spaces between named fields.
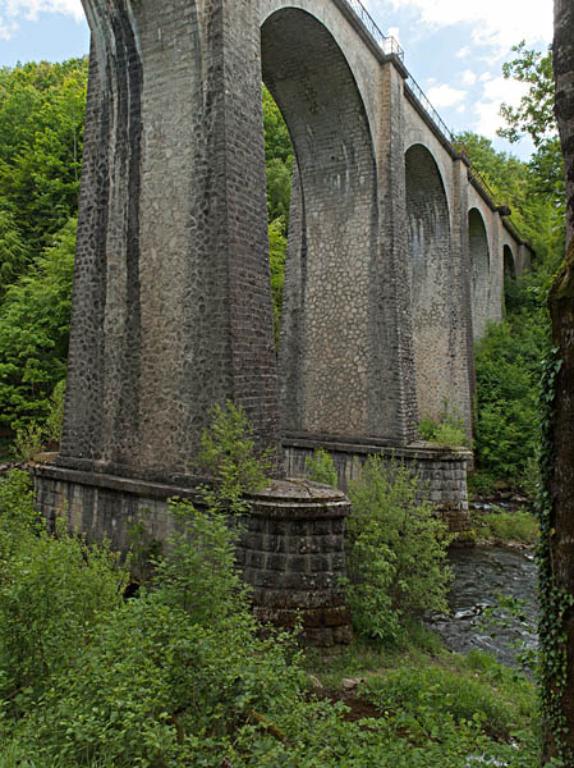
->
xmin=362 ymin=665 xmax=513 ymax=740
xmin=474 ymin=307 xmax=548 ymax=488
xmin=0 ymin=472 xmax=540 ymax=768
xmin=198 ymin=401 xmax=272 ymax=514
xmin=10 ymin=498 xmax=306 ymax=768
xmin=418 ymin=414 xmax=468 ymax=447
xmin=346 ymin=458 xmax=452 ymax=643
xmin=473 ymin=508 xmax=539 ymax=545
xmin=0 ymin=472 xmax=126 ymax=718
xmin=304 ymin=448 xmax=338 ymax=487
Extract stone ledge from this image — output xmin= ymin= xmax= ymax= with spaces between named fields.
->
xmin=283 ymin=433 xmax=473 ymax=462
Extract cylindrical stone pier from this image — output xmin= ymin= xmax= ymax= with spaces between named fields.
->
xmin=240 ymin=479 xmax=353 ymax=646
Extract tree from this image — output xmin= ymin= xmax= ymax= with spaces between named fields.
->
xmin=499 ymin=42 xmax=564 ymax=211
xmin=0 ymin=219 xmax=76 ymax=432
xmin=0 ymin=59 xmax=87 ymax=264
xmin=539 ymin=0 xmax=574 ymax=762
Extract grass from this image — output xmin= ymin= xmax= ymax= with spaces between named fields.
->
xmin=472 ymin=507 xmax=539 ymax=545
xmin=304 ymin=627 xmax=538 ymax=766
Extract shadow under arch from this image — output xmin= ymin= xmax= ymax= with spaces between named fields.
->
xmin=405 ymin=143 xmax=454 ymax=423
xmin=503 ymin=244 xmax=517 ymax=280
xmin=503 ymin=244 xmax=517 ymax=314
xmin=261 ymin=8 xmax=380 ymax=438
xmin=468 ymin=208 xmax=490 ymax=340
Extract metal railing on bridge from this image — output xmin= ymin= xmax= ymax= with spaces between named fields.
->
xmin=342 ymin=0 xmax=404 ymax=58
xmin=341 ymin=0 xmax=505 ymax=214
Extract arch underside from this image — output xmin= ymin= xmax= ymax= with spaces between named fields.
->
xmin=406 ymin=144 xmax=466 ymax=424
xmin=262 ymin=8 xmax=381 ymax=438
xmin=469 ymin=208 xmax=490 ymax=340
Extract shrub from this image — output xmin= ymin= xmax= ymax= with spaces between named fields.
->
xmin=418 ymin=414 xmax=468 ymax=447
xmin=198 ymin=401 xmax=272 ymax=513
xmin=304 ymin=448 xmax=338 ymax=487
xmin=12 ymin=499 xmax=305 ymax=768
xmin=474 ymin=311 xmax=548 ymax=487
xmin=153 ymin=499 xmax=251 ymax=624
xmin=362 ymin=665 xmax=513 ymax=740
xmin=346 ymin=458 xmax=451 ymax=643
xmin=473 ymin=508 xmax=539 ymax=545
xmin=0 ymin=472 xmax=127 ymax=718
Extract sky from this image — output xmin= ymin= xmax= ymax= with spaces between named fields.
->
xmin=0 ymin=0 xmax=553 ymax=160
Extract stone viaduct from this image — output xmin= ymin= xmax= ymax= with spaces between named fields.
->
xmin=35 ymin=0 xmax=533 ymax=644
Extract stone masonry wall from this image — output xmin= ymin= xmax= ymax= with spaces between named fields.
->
xmin=284 ymin=437 xmax=472 ymax=533
xmin=34 ymin=466 xmax=352 ymax=647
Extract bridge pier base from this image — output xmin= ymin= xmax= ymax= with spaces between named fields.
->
xmin=33 ymin=464 xmax=353 ymax=647
xmin=284 ymin=437 xmax=473 ymax=535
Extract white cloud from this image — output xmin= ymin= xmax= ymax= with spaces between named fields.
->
xmin=0 ymin=0 xmax=84 ymax=39
xmin=377 ymin=0 xmax=552 ymax=55
xmin=479 ymin=72 xmax=493 ymax=82
xmin=456 ymin=46 xmax=471 ymax=59
xmin=387 ymin=24 xmax=400 ymax=43
xmin=473 ymin=74 xmax=529 ymax=137
xmin=461 ymin=69 xmax=477 ymax=86
xmin=426 ymin=83 xmax=467 ymax=108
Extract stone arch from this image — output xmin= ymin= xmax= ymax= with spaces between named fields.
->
xmin=405 ymin=143 xmax=454 ymax=423
xmin=262 ymin=8 xmax=380 ymax=437
xmin=469 ymin=208 xmax=490 ymax=340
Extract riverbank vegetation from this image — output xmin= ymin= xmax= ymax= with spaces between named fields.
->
xmin=0 ymin=461 xmax=540 ymax=767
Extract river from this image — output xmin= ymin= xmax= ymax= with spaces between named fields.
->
xmin=429 ymin=546 xmax=539 ymax=668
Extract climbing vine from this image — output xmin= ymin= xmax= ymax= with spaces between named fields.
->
xmin=537 ymin=347 xmax=574 ymax=766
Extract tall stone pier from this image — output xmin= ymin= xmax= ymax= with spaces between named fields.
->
xmin=34 ymin=0 xmax=355 ymax=646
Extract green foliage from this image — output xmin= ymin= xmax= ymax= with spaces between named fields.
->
xmin=198 ymin=401 xmax=272 ymax=513
xmin=346 ymin=458 xmax=451 ymax=643
xmin=263 ymin=87 xmax=292 ymax=343
xmin=363 ymin=665 xmax=513 ymax=739
xmin=0 ymin=59 xmax=87 ymax=258
xmin=0 ymin=202 xmax=29 ymax=298
xmin=0 ymin=473 xmax=542 ymax=767
xmin=0 ymin=472 xmax=126 ymax=720
xmin=498 ymin=43 xmax=563 ymax=212
xmin=44 ymin=378 xmax=66 ymax=446
xmin=304 ymin=448 xmax=338 ymax=487
xmin=474 ymin=314 xmax=548 ymax=487
xmin=536 ymin=349 xmax=574 ymax=765
xmin=153 ymin=499 xmax=250 ymax=623
xmin=418 ymin=413 xmax=468 ymax=447
xmin=0 ymin=218 xmax=75 ymax=432
xmin=263 ymin=86 xmax=292 ymax=213
xmin=472 ymin=507 xmax=539 ymax=545
xmin=499 ymin=43 xmax=556 ymax=146
xmin=268 ymin=216 xmax=287 ymax=347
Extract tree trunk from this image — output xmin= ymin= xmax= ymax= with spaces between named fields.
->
xmin=542 ymin=1 xmax=574 ymax=762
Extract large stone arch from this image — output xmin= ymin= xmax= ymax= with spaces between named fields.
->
xmin=469 ymin=207 xmax=490 ymax=340
xmin=405 ymin=143 xmax=457 ymax=423
xmin=262 ymin=8 xmax=381 ymax=437
xmin=259 ymin=0 xmax=382 ymax=145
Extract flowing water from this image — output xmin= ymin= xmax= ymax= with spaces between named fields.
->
xmin=429 ymin=546 xmax=539 ymax=668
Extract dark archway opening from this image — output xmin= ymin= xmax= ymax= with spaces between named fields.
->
xmin=469 ymin=208 xmax=490 ymax=340
xmin=261 ymin=8 xmax=379 ymax=437
xmin=503 ymin=244 xmax=517 ymax=313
